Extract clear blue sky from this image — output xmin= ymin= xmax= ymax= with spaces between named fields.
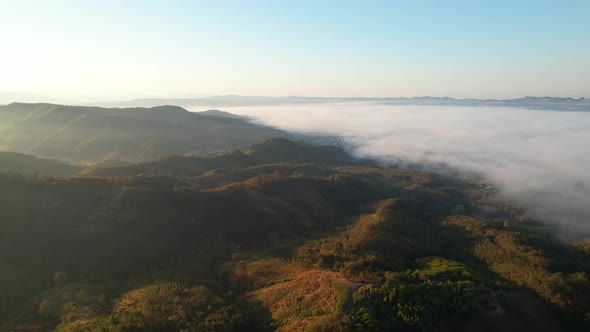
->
xmin=1 ymin=0 xmax=588 ymax=99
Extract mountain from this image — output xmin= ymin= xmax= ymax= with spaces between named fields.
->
xmin=0 ymin=103 xmax=286 ymax=163
xmin=0 ymin=92 xmax=73 ymax=105
xmin=0 ymin=152 xmax=82 ymax=176
xmin=100 ymin=95 xmax=590 ymax=112
xmin=198 ymin=109 xmax=245 ymax=118
xmin=2 ymin=138 xmax=590 ymax=331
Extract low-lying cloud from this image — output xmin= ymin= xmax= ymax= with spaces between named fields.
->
xmin=192 ymin=102 xmax=590 ymax=231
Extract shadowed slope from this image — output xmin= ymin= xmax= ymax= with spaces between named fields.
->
xmin=0 ymin=103 xmax=286 ymax=162
xmin=0 ymin=152 xmax=82 ymax=176
xmin=78 ymin=138 xmax=370 ymax=177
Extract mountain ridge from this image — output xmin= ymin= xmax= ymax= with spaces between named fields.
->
xmin=0 ymin=103 xmax=288 ymax=163
xmin=0 ymin=151 xmax=82 ymax=176
xmin=78 ymin=137 xmax=372 ymax=178
xmin=95 ymin=95 xmax=590 ymax=111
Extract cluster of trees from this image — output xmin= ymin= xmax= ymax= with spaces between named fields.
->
xmin=34 ymin=282 xmax=259 ymax=332
xmin=98 ymin=284 xmax=254 ymax=332
xmin=293 ymin=198 xmax=448 ymax=281
xmin=444 ymin=216 xmax=590 ymax=326
xmin=347 ymin=281 xmax=477 ymax=331
xmin=290 ymin=188 xmax=590 ymax=329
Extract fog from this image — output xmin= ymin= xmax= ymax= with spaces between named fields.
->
xmin=190 ymin=102 xmax=590 ymax=231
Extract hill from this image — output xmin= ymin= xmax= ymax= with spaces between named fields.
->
xmin=78 ymin=138 xmax=369 ymax=177
xmin=197 ymin=109 xmax=245 ymax=118
xmin=0 ymin=152 xmax=82 ymax=176
xmin=0 ymin=103 xmax=286 ymax=163
xmin=1 ymin=138 xmax=589 ymax=331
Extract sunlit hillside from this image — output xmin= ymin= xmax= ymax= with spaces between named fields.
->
xmin=1 ymin=138 xmax=589 ymax=331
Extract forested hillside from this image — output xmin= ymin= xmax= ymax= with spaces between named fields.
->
xmin=0 ymin=152 xmax=82 ymax=176
xmin=1 ymin=138 xmax=589 ymax=332
xmin=78 ymin=138 xmax=368 ymax=177
xmin=0 ymin=103 xmax=285 ymax=163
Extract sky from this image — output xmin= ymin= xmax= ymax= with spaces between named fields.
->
xmin=0 ymin=0 xmax=589 ymax=100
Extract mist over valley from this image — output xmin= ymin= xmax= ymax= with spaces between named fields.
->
xmin=197 ymin=102 xmax=590 ymax=232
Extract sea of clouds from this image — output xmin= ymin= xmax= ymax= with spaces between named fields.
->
xmin=191 ymin=102 xmax=590 ymax=231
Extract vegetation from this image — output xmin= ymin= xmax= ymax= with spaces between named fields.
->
xmin=0 ymin=103 xmax=285 ymax=163
xmin=0 ymin=151 xmax=82 ymax=176
xmin=1 ymin=137 xmax=589 ymax=331
xmin=79 ymin=137 xmax=369 ymax=178
xmin=347 ymin=281 xmax=477 ymax=331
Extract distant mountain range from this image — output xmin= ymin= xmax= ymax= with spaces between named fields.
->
xmin=2 ymin=93 xmax=588 ymax=111
xmin=0 ymin=91 xmax=74 ymax=105
xmin=97 ymin=95 xmax=590 ymax=111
